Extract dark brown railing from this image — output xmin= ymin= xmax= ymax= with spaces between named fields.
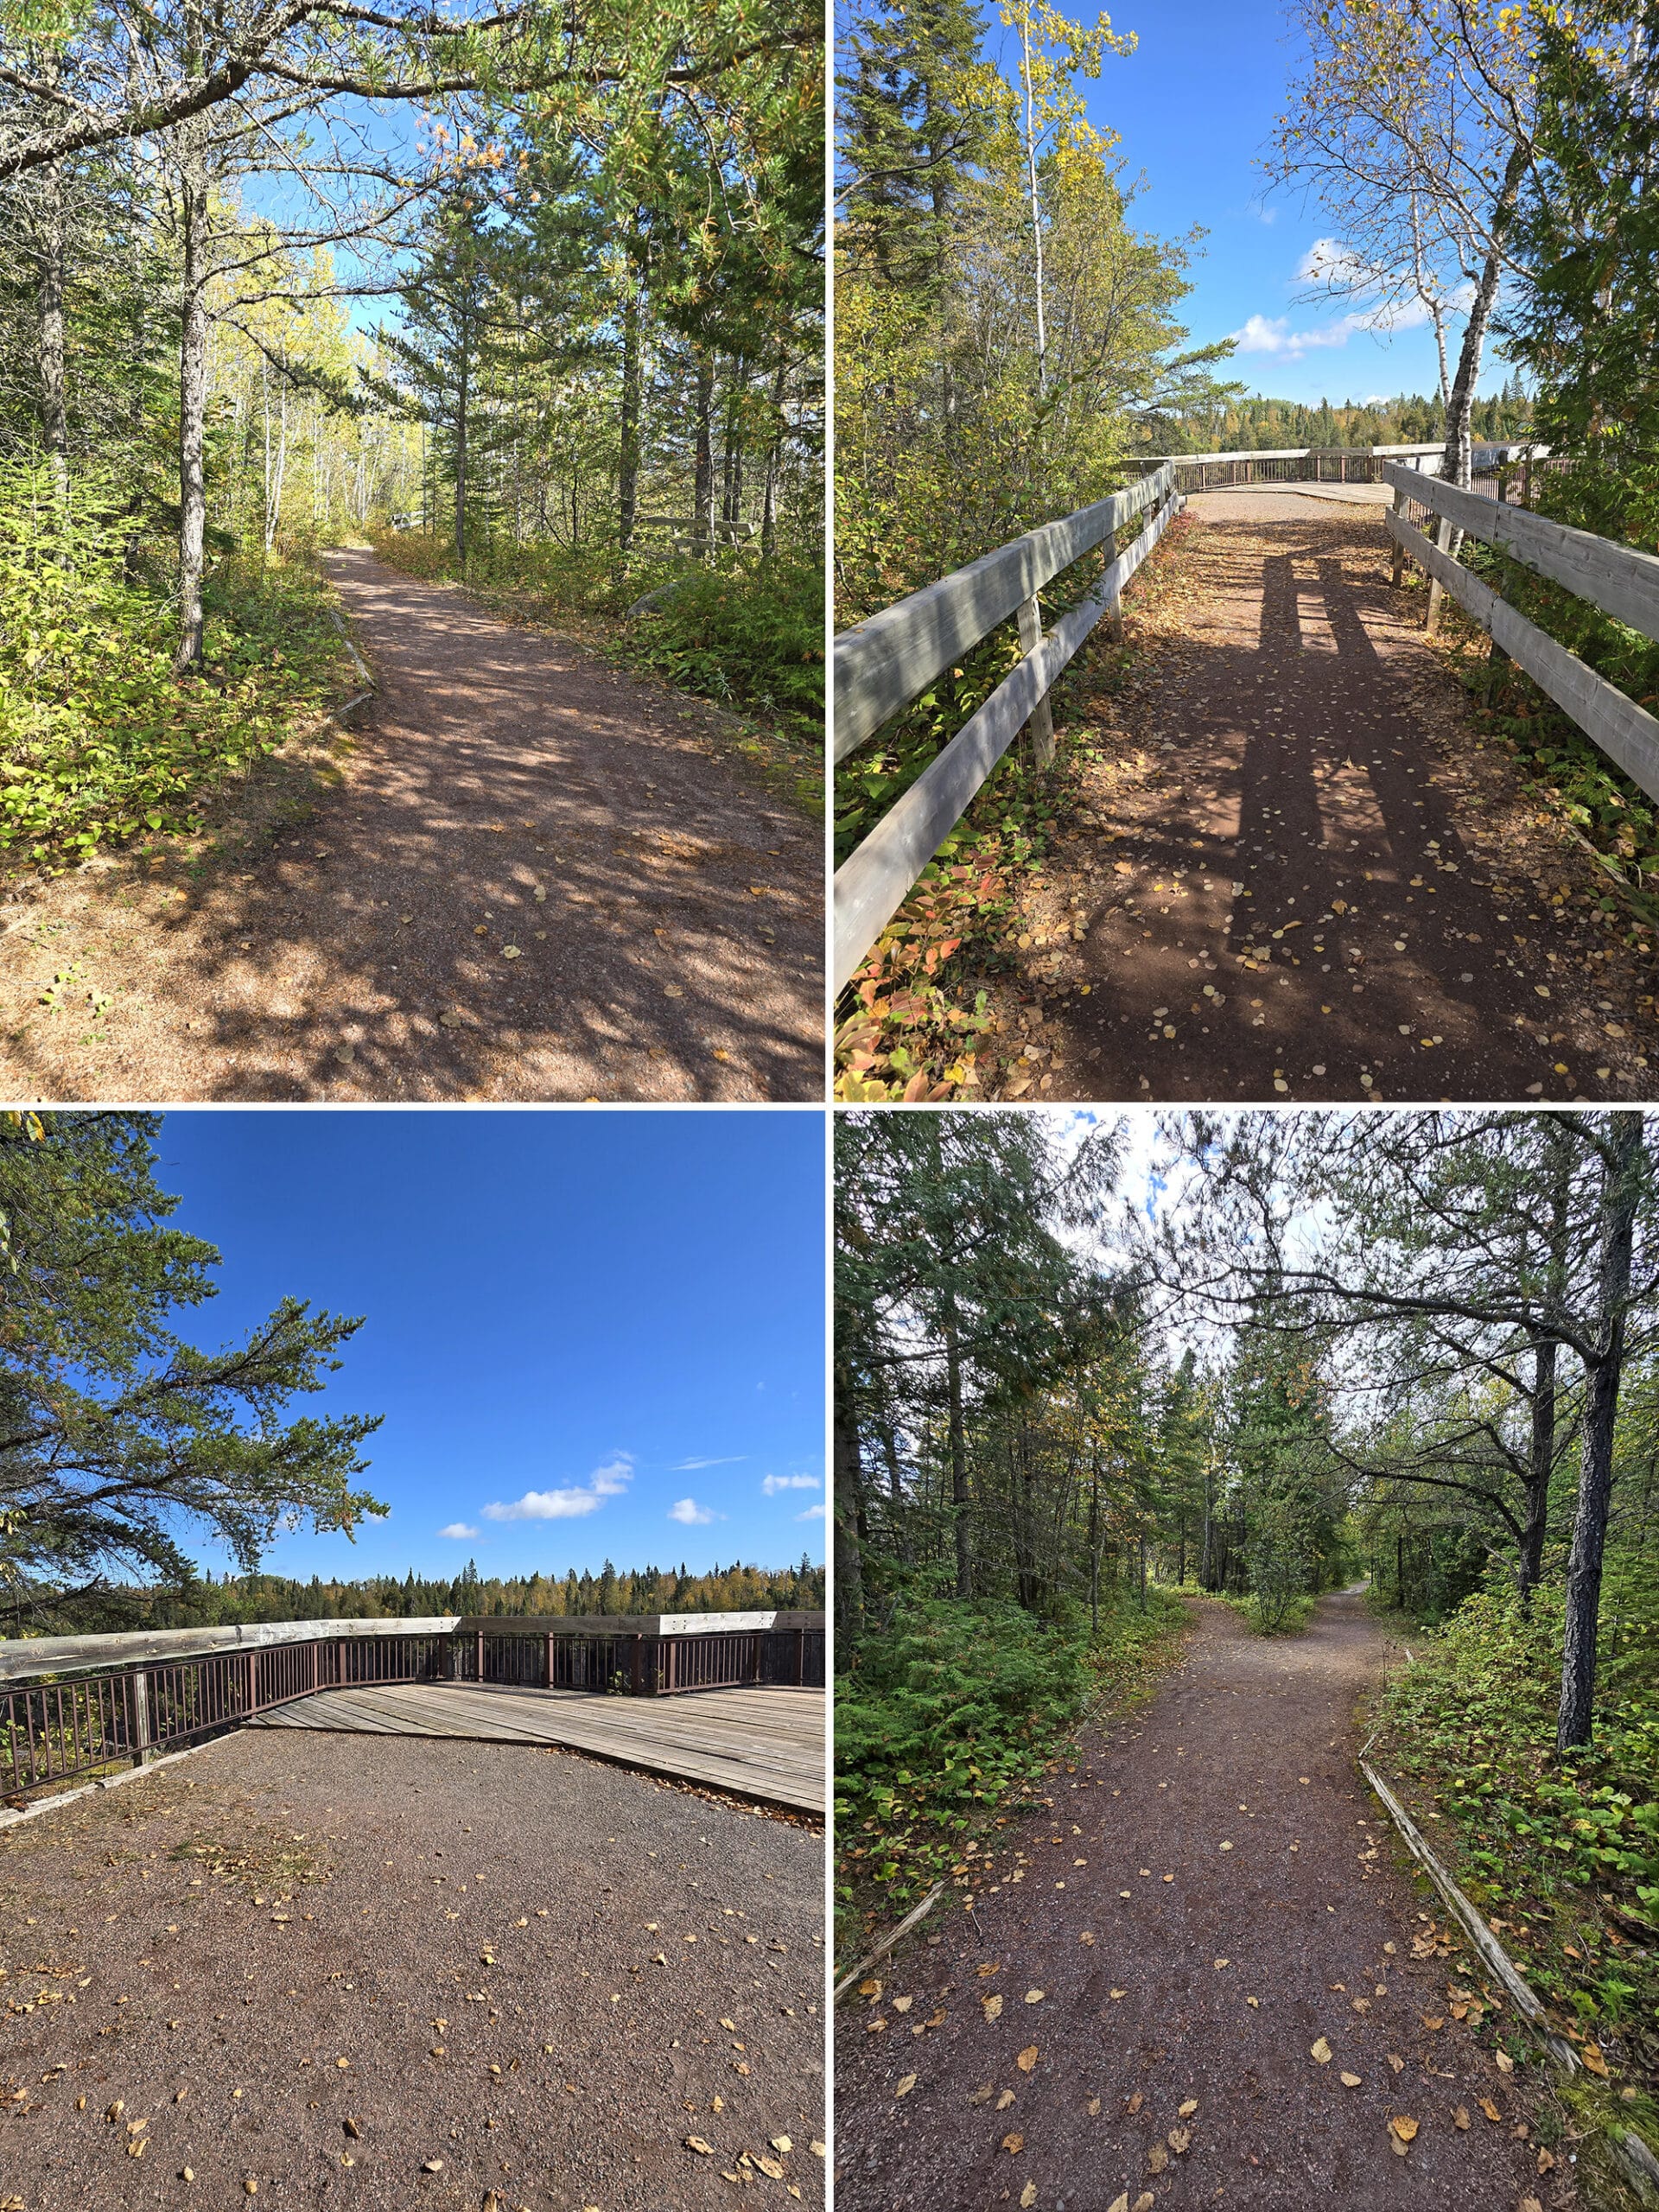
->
xmin=1 ymin=1616 xmax=824 ymax=1802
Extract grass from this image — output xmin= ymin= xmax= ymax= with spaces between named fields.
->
xmin=1366 ymin=1561 xmax=1659 ymax=2131
xmin=833 ymin=1589 xmax=1187 ymax=1963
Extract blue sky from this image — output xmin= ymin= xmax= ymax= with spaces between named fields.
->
xmin=976 ymin=0 xmax=1516 ymax=410
xmin=153 ymin=1109 xmax=825 ymax=1585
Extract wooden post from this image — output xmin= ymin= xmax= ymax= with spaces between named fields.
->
xmin=310 ymin=1639 xmax=319 ymax=1694
xmin=474 ymin=1627 xmax=485 ymax=1684
xmin=1390 ymin=480 xmax=1409 ymax=588
xmin=794 ymin=1628 xmax=805 ymax=1687
xmin=1425 ymin=515 xmax=1455 ymax=638
xmin=629 ymin=1633 xmax=643 ymax=1696
xmin=544 ymin=1631 xmax=555 ymax=1690
xmin=1014 ymin=594 xmax=1056 ymax=771
xmin=131 ymin=1669 xmax=151 ymax=1767
xmin=248 ymin=1650 xmax=259 ymax=1714
xmin=1522 ymin=449 xmax=1533 ymax=508
xmin=337 ymin=1637 xmax=346 ymax=1687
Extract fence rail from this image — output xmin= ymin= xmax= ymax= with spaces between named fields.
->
xmin=833 ymin=461 xmax=1179 ymax=994
xmin=1 ymin=1616 xmax=824 ymax=1801
xmin=1384 ymin=461 xmax=1659 ymax=807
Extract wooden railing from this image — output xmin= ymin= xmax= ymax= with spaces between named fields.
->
xmin=1385 ymin=461 xmax=1659 ymax=805
xmin=833 ymin=460 xmax=1180 ymax=994
xmin=1 ymin=1611 xmax=826 ymax=1800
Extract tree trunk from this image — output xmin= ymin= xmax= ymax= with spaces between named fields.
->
xmin=692 ymin=353 xmax=715 ymax=554
xmin=760 ymin=352 xmax=786 ymax=556
xmin=1559 ymin=1112 xmax=1643 ymax=1751
xmin=1522 ymin=1124 xmax=1573 ymax=1609
xmin=833 ymin=1357 xmax=865 ymax=1642
xmin=454 ymin=334 xmax=469 ymax=566
xmin=618 ymin=275 xmax=640 ymax=552
xmin=1438 ymin=142 xmax=1529 ymax=493
xmin=38 ymin=158 xmax=67 ymax=492
xmin=944 ymin=1287 xmax=971 ymax=1601
xmin=174 ymin=139 xmax=210 ymax=672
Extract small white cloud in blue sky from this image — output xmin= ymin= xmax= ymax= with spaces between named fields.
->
xmin=482 ymin=1454 xmax=632 ymax=1522
xmin=438 ymin=1522 xmax=479 ymax=1540
xmin=1229 ymin=312 xmax=1351 ymax=360
xmin=795 ymin=1503 xmax=826 ymax=1522
xmin=668 ymin=1497 xmax=719 ymax=1526
xmin=672 ymin=1456 xmax=746 ymax=1471
xmin=761 ymin=1474 xmax=820 ymax=1495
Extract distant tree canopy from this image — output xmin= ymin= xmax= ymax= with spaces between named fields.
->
xmin=1155 ymin=381 xmax=1533 ymax=457
xmin=22 ymin=1554 xmax=825 ymax=1632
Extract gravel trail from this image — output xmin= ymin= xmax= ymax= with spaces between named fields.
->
xmin=0 ymin=1727 xmax=824 ymax=2209
xmin=0 ymin=550 xmax=823 ymax=1102
xmin=834 ymin=1592 xmax=1568 ymax=2211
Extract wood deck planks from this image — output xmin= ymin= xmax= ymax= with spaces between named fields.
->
xmin=247 ymin=1682 xmax=824 ymax=1813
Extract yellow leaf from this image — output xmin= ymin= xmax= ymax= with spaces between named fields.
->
xmin=1390 ymin=2116 xmax=1418 ymax=2142
xmin=895 ymin=2075 xmax=917 ymax=2098
xmin=1020 ymin=2187 xmax=1038 ymax=2209
xmin=1001 ymin=2133 xmax=1024 ymax=2154
xmin=982 ymin=1993 xmax=1003 ymax=2020
xmin=685 ymin=2137 xmax=715 ymax=2155
xmin=1016 ymin=2047 xmax=1039 ymax=2073
xmin=1025 ymin=1989 xmax=1045 ymax=2005
xmin=1311 ymin=2037 xmax=1332 ymax=2064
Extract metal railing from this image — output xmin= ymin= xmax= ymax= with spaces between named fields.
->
xmin=1 ymin=1612 xmax=825 ymax=1800
xmin=1386 ymin=461 xmax=1659 ymax=806
xmin=833 ymin=460 xmax=1181 ymax=994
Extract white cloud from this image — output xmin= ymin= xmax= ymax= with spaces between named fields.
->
xmin=438 ymin=1522 xmax=479 ymax=1540
xmin=482 ymin=1455 xmax=633 ymax=1522
xmin=1227 ymin=312 xmax=1353 ymax=361
xmin=795 ymin=1503 xmax=827 ymax=1522
xmin=668 ymin=1497 xmax=719 ymax=1526
xmin=672 ymin=1456 xmax=745 ymax=1471
xmin=761 ymin=1474 xmax=821 ymax=1495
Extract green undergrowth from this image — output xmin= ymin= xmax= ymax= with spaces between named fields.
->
xmin=0 ymin=460 xmax=351 ymax=870
xmin=366 ymin=529 xmax=823 ymax=792
xmin=1223 ymin=1590 xmax=1319 ymax=1637
xmin=1368 ymin=1561 xmax=1659 ymax=2113
xmin=834 ymin=1588 xmax=1186 ymax=1961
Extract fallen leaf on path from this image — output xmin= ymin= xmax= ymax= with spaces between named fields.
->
xmin=1109 ymin=1988 xmax=1127 ymax=2000
xmin=895 ymin=2076 xmax=917 ymax=2099
xmin=1086 ymin=2098 xmax=1101 ymax=2116
xmin=1133 ymin=2197 xmax=1154 ymax=2212
xmin=982 ymin=1994 xmax=1003 ymax=2021
xmin=891 ymin=1996 xmax=912 ymax=2014
xmin=969 ymin=2086 xmax=994 ymax=2106
xmin=1178 ymin=2100 xmax=1198 ymax=2118
xmin=1108 ymin=2196 xmax=1129 ymax=2212
xmin=1390 ymin=2117 xmax=1418 ymax=2143
xmin=1016 ymin=2048 xmax=1039 ymax=2073
xmin=1127 ymin=2092 xmax=1143 ymax=2115
xmin=1167 ymin=2130 xmax=1192 ymax=2155
xmin=1147 ymin=2144 xmax=1168 ymax=2174
xmin=996 ymin=2090 xmax=1016 ymax=2111
xmin=1340 ymin=2074 xmax=1361 ymax=2088
xmin=1479 ymin=2097 xmax=1503 ymax=2122
xmin=1001 ymin=2133 xmax=1024 ymax=2154
xmin=1538 ymin=2148 xmax=1556 ymax=2173
xmin=1020 ymin=2186 xmax=1037 ymax=2209
xmin=685 ymin=2138 xmax=715 ymax=2155
xmin=1025 ymin=1990 xmax=1045 ymax=2005
xmin=976 ymin=1964 xmax=999 ymax=1978
xmin=1388 ymin=2056 xmax=1405 ymax=2074
xmin=1521 ymin=2200 xmax=1543 ymax=2212
xmin=1079 ymin=1933 xmax=1095 ymax=1946
xmin=1452 ymin=2107 xmax=1469 ymax=2129
xmin=1579 ymin=2045 xmax=1608 ymax=2078
xmin=1311 ymin=2038 xmax=1332 ymax=2064
xmin=1495 ymin=2050 xmax=1516 ymax=2075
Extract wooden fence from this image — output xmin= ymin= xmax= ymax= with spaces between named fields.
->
xmin=833 ymin=460 xmax=1180 ymax=994
xmin=1385 ymin=461 xmax=1659 ymax=806
xmin=0 ymin=1614 xmax=825 ymax=1800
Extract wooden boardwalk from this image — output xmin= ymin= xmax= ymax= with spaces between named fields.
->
xmin=247 ymin=1681 xmax=824 ymax=1814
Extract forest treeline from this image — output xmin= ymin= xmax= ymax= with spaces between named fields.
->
xmin=1166 ymin=381 xmax=1533 ymax=456
xmin=5 ymin=1555 xmax=825 ymax=1636
xmin=0 ymin=0 xmax=822 ymax=870
xmin=834 ymin=1109 xmax=1659 ymax=2067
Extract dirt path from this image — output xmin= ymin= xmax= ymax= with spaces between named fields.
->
xmin=0 ymin=1726 xmax=824 ymax=2210
xmin=0 ymin=550 xmax=823 ymax=1101
xmin=835 ymin=1593 xmax=1568 ymax=2211
xmin=989 ymin=493 xmax=1656 ymax=1104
